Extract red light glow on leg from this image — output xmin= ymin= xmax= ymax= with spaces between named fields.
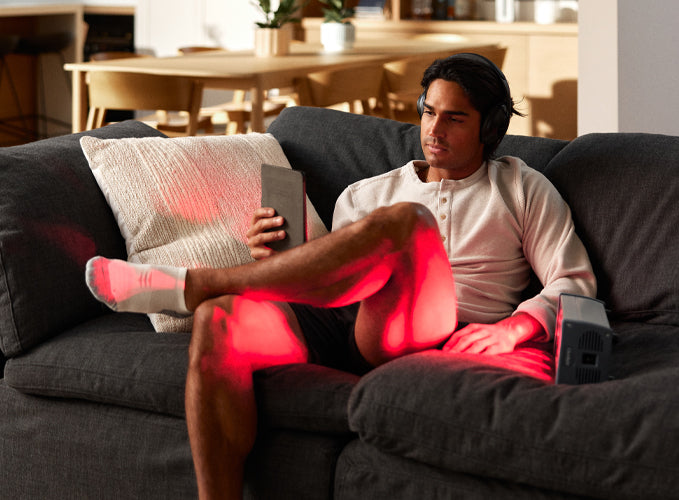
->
xmin=354 ymin=222 xmax=458 ymax=365
xmin=204 ymin=297 xmax=307 ymax=377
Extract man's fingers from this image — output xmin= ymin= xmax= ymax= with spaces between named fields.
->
xmin=247 ymin=215 xmax=284 ymax=238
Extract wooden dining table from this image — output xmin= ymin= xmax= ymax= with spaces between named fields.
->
xmin=64 ymin=38 xmax=500 ymax=133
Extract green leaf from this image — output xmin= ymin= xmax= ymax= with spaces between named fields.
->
xmin=319 ymin=0 xmax=354 ymax=22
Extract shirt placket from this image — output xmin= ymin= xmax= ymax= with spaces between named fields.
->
xmin=437 ymin=184 xmax=453 ymax=254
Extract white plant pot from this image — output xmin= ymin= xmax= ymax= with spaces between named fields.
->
xmin=320 ymin=22 xmax=356 ymax=53
xmin=495 ymin=0 xmax=515 ymax=23
xmin=534 ymin=0 xmax=557 ymax=24
xmin=254 ymin=26 xmax=291 ymax=57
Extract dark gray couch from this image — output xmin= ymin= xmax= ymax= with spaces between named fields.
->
xmin=1 ymin=107 xmax=678 ymax=499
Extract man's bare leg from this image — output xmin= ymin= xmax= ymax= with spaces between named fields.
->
xmin=185 ymin=296 xmax=307 ymax=500
xmin=86 ymin=202 xmax=458 ymax=364
xmin=185 ymin=202 xmax=457 ymax=365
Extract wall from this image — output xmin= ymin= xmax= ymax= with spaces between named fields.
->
xmin=135 ymin=0 xmax=259 ymax=56
xmin=578 ymin=0 xmax=679 ymax=136
xmin=134 ymin=0 xmax=263 ymax=107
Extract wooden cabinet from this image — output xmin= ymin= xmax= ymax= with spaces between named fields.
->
xmin=302 ymin=17 xmax=578 ymax=139
xmin=0 ymin=4 xmax=135 ymax=146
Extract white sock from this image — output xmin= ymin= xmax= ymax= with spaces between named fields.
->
xmin=85 ymin=257 xmax=190 ymax=316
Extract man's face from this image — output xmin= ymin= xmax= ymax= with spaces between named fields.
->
xmin=420 ymin=79 xmax=485 ymax=181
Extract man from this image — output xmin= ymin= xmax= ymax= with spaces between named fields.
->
xmin=86 ymin=54 xmax=596 ymax=499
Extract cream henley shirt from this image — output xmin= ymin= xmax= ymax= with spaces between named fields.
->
xmin=331 ymin=158 xmax=596 ymax=339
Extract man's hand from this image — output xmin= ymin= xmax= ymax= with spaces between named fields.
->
xmin=443 ymin=312 xmax=547 ymax=355
xmin=246 ymin=207 xmax=286 ymax=260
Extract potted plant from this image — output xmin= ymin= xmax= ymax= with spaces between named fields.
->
xmin=252 ymin=0 xmax=305 ymax=56
xmin=318 ymin=0 xmax=356 ymax=52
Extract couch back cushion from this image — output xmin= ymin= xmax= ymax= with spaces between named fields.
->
xmin=494 ymin=133 xmax=568 ymax=173
xmin=543 ymin=133 xmax=679 ymax=325
xmin=268 ymin=107 xmax=424 ymax=228
xmin=268 ymin=107 xmax=567 ymax=229
xmin=0 ymin=121 xmax=166 ymax=357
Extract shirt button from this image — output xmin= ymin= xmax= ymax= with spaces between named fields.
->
xmin=440 ymin=213 xmax=447 ymax=220
xmin=441 ymin=235 xmax=447 ymax=242
xmin=441 ymin=197 xmax=448 ymax=203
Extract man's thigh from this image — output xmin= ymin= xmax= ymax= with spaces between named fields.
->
xmin=288 ymin=302 xmax=372 ymax=375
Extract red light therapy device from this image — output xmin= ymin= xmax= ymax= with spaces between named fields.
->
xmin=554 ymin=293 xmax=614 ymax=385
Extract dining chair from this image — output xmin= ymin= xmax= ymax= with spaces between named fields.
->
xmin=86 ymin=71 xmax=204 ymax=136
xmin=294 ymin=63 xmax=388 ymax=115
xmin=177 ymin=46 xmax=287 ymax=134
xmin=89 ymin=51 xmax=214 ymax=134
xmin=89 ymin=51 xmax=143 ymax=62
xmin=381 ymin=45 xmax=508 ymax=125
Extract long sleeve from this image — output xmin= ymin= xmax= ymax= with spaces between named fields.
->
xmin=513 ymin=167 xmax=596 ymax=338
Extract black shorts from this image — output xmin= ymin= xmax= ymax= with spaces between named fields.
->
xmin=288 ymin=302 xmax=373 ymax=375
xmin=289 ymin=303 xmax=467 ymax=376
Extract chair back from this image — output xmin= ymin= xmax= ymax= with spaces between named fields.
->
xmin=177 ymin=46 xmax=222 ymax=55
xmin=89 ymin=51 xmax=147 ymax=61
xmin=86 ymin=71 xmax=204 ymax=135
xmin=176 ymin=46 xmax=246 ymax=103
xmin=295 ymin=63 xmax=387 ymax=112
xmin=381 ymin=46 xmax=507 ymax=123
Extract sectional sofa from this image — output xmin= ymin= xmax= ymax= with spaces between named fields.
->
xmin=1 ymin=107 xmax=678 ymax=499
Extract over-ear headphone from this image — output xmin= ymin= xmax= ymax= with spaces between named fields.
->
xmin=417 ymin=53 xmax=511 ymax=148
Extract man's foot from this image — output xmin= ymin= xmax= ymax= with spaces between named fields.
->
xmin=85 ymin=257 xmax=190 ymax=316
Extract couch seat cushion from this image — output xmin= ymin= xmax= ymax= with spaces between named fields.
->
xmin=348 ymin=323 xmax=679 ymax=499
xmin=254 ymin=363 xmax=359 ymax=434
xmin=4 ymin=313 xmax=357 ymax=432
xmin=4 ymin=313 xmax=189 ymax=417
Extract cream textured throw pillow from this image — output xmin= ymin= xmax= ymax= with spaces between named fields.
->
xmin=81 ymin=133 xmax=327 ymax=332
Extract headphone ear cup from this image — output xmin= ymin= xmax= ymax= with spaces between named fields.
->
xmin=417 ymin=91 xmax=426 ymax=118
xmin=480 ymin=104 xmax=510 ymax=146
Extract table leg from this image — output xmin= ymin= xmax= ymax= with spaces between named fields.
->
xmin=70 ymin=70 xmax=87 ymax=132
xmin=250 ymin=85 xmax=265 ymax=133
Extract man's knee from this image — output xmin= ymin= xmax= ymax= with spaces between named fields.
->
xmin=189 ymin=298 xmax=307 ymax=374
xmin=188 ymin=298 xmax=233 ymax=372
xmin=363 ymin=202 xmax=438 ymax=248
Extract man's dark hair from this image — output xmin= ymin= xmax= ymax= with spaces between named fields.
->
xmin=419 ymin=53 xmax=524 ymax=160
